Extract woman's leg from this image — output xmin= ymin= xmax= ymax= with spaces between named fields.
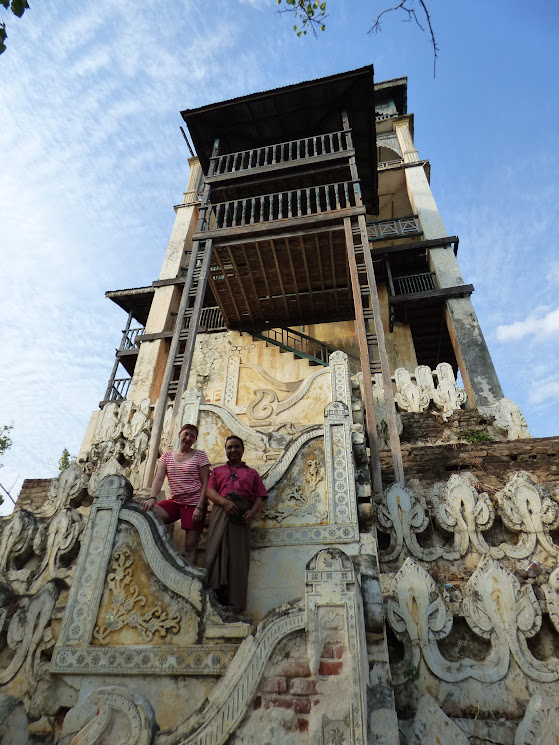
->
xmin=153 ymin=504 xmax=174 ymax=523
xmin=184 ymin=529 xmax=201 ymax=565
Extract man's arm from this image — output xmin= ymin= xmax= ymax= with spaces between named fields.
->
xmin=207 ymin=487 xmax=240 ymax=517
xmin=243 ymin=496 xmax=263 ymax=524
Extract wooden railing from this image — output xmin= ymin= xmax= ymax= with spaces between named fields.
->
xmin=253 ymin=327 xmax=361 ymax=375
xmin=393 ymin=272 xmax=436 ymax=295
xmin=119 ymin=327 xmax=145 ymax=351
xmin=201 ymin=180 xmax=360 ymax=231
xmin=182 ymin=306 xmax=226 ymax=333
xmin=366 ymin=216 xmax=421 ymax=242
xmin=208 ymin=130 xmax=350 ymax=177
xmin=108 ymin=378 xmax=131 ymax=402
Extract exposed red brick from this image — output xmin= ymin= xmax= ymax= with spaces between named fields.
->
xmin=263 ymin=696 xmax=311 ymax=715
xmin=281 ymin=661 xmax=312 ymax=678
xmin=298 ymin=718 xmax=309 ymax=732
xmin=319 ymin=660 xmax=343 ymax=676
xmin=289 ymin=678 xmax=317 ymax=695
xmin=322 ymin=643 xmax=345 ymax=659
xmin=260 ymin=676 xmax=287 ymax=694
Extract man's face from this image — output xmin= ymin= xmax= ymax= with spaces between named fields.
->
xmin=225 ymin=438 xmax=244 ymax=462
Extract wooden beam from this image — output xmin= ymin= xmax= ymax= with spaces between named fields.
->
xmin=193 ymin=205 xmax=366 ymax=242
xmin=212 ymin=247 xmax=243 ymax=323
xmin=390 ymin=284 xmax=474 ymax=304
xmin=254 ymin=240 xmax=277 ymax=314
xmin=205 ymin=149 xmax=355 ymax=184
xmin=285 ymin=238 xmax=303 ymax=318
xmin=369 ymin=235 xmax=459 ymax=259
xmin=270 ymin=238 xmax=290 ymax=318
xmin=240 ymin=243 xmax=263 ymax=322
xmin=344 ymin=217 xmax=382 ymax=496
xmin=299 ymin=235 xmax=315 ymax=316
xmin=225 ymin=245 xmax=254 ymax=324
xmin=328 ymin=230 xmax=340 ymax=314
xmin=358 ymin=213 xmax=405 ymax=484
xmin=315 ymin=234 xmax=326 ymax=299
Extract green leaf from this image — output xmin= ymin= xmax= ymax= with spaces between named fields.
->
xmin=0 ymin=0 xmax=9 ymax=9
xmin=321 ymin=24 xmax=325 ymax=30
xmin=320 ymin=1 xmax=326 ymax=10
xmin=10 ymin=0 xmax=29 ymax=18
xmin=297 ymin=30 xmax=302 ymax=36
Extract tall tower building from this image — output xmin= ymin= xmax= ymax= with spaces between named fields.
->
xmin=5 ymin=67 xmax=559 ymax=745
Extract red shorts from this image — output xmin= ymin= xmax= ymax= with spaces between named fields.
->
xmin=156 ymin=500 xmax=206 ymax=532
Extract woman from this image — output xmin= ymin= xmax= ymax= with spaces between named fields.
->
xmin=141 ymin=423 xmax=210 ymax=565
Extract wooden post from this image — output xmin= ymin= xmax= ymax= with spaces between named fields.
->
xmin=344 ymin=217 xmax=383 ymax=496
xmin=142 ymin=140 xmax=219 ymax=489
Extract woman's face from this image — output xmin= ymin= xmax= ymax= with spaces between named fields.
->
xmin=179 ymin=427 xmax=197 ymax=449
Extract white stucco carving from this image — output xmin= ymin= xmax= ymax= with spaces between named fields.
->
xmin=408 ymin=695 xmax=469 ymax=745
xmin=434 ymin=473 xmax=494 ymax=559
xmin=432 ymin=363 xmax=467 ymax=420
xmin=480 ymin=397 xmax=531 ymax=440
xmin=69 ymin=685 xmax=155 ymax=745
xmin=0 ymin=509 xmax=37 ymax=577
xmin=394 ymin=368 xmax=429 ymax=413
xmin=515 ymin=694 xmax=559 ymax=745
xmin=494 ymin=471 xmax=559 ymax=559
xmin=376 ymin=482 xmax=442 ymax=562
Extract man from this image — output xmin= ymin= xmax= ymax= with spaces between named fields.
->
xmin=205 ymin=435 xmax=268 ymax=612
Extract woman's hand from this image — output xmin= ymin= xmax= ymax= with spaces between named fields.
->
xmin=192 ymin=506 xmax=204 ymax=525
xmin=142 ymin=497 xmax=157 ymax=511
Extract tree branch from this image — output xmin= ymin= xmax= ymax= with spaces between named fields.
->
xmin=369 ymin=0 xmax=439 ymax=77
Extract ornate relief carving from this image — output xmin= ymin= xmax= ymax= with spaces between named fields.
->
xmin=0 ymin=580 xmax=61 ymax=687
xmin=515 ymin=694 xmax=559 ymax=745
xmin=80 ymin=399 xmax=152 ymax=492
xmin=408 ymin=695 xmax=469 ymax=745
xmin=376 ymin=482 xmax=441 ymax=562
xmin=156 ymin=604 xmax=305 ymax=745
xmin=324 ymin=402 xmax=357 ymax=526
xmin=394 ymin=368 xmax=429 ymax=413
xmin=44 ymin=461 xmax=90 ymax=515
xmin=305 ymin=549 xmax=369 ymax=745
xmin=69 ymin=685 xmax=155 ymax=745
xmin=432 ymin=363 xmax=467 ymax=420
xmin=93 ymin=549 xmax=180 ymax=643
xmin=223 ymin=354 xmax=241 ymax=409
xmin=493 ymin=472 xmax=559 ymax=559
xmin=480 ymin=397 xmax=531 ymax=440
xmin=371 ymin=373 xmax=403 ymax=451
xmin=246 ymin=388 xmax=277 ymax=424
xmin=261 ymin=449 xmax=326 ymax=526
xmin=434 ymin=474 xmax=494 ymax=559
xmin=33 ymin=507 xmax=84 ymax=580
xmin=0 ymin=509 xmax=37 ymax=576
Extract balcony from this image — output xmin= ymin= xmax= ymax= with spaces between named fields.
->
xmin=107 ymin=377 xmax=131 ymax=403
xmin=392 ymin=272 xmax=436 ymax=295
xmin=367 ymin=216 xmax=421 ymax=243
xmin=207 ymin=130 xmax=352 ymax=181
xmin=119 ymin=326 xmax=145 ymax=351
xmin=198 ymin=180 xmax=361 ymax=237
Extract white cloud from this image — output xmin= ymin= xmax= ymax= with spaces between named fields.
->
xmin=529 ymin=377 xmax=559 ymax=406
xmin=496 ymin=307 xmax=559 ymax=343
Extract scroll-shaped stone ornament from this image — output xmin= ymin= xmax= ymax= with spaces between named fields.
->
xmin=408 ymin=694 xmax=469 ymax=745
xmin=434 ymin=474 xmax=494 ymax=559
xmin=494 ymin=472 xmax=559 ymax=559
xmin=463 ymin=557 xmax=559 ymax=682
xmin=479 ymin=397 xmax=531 ymax=441
xmin=33 ymin=508 xmax=84 ymax=580
xmin=0 ymin=580 xmax=62 ymax=686
xmin=376 ymin=482 xmax=442 ymax=562
xmin=69 ymin=685 xmax=155 ymax=745
xmin=0 ymin=509 xmax=37 ymax=575
xmin=394 ymin=368 xmax=430 ymax=413
xmin=388 ymin=559 xmax=509 ymax=683
xmin=432 ymin=363 xmax=467 ymax=420
xmin=387 ymin=559 xmax=453 ymax=685
xmin=515 ymin=694 xmax=559 ymax=745
xmin=542 ymin=565 xmax=559 ymax=634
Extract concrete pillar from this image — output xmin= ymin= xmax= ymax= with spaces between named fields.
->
xmin=128 ymin=158 xmax=201 ymax=404
xmin=395 ymin=123 xmax=503 ymax=407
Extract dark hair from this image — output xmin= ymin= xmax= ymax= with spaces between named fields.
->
xmin=225 ymin=435 xmax=244 ymax=449
xmin=179 ymin=423 xmax=198 ymax=437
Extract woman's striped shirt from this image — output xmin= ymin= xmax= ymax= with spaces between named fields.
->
xmin=158 ymin=450 xmax=211 ymax=505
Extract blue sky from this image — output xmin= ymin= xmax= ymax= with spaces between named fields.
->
xmin=1 ymin=0 xmax=558 ymax=511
